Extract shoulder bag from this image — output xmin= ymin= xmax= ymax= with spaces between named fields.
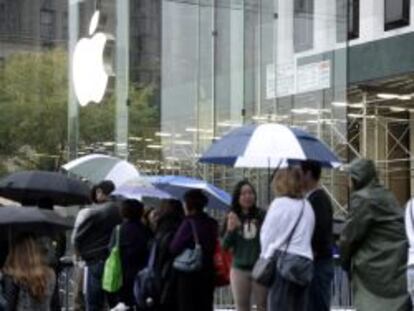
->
xmin=173 ymin=220 xmax=203 ymax=272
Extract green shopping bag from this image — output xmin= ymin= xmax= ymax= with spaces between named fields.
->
xmin=102 ymin=225 xmax=123 ymax=292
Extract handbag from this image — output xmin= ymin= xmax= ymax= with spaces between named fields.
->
xmin=213 ymin=239 xmax=232 ymax=287
xmin=102 ymin=225 xmax=123 ymax=293
xmin=134 ymin=244 xmax=161 ymax=309
xmin=173 ymin=220 xmax=203 ymax=272
xmin=252 ymin=256 xmax=275 ymax=287
xmin=253 ymin=200 xmax=312 ymax=287
xmin=276 ymin=200 xmax=314 ymax=286
xmin=276 ymin=251 xmax=313 ymax=286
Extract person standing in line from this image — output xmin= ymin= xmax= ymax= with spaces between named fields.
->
xmin=170 ymin=190 xmax=218 ymax=311
xmin=74 ymin=180 xmax=122 ymax=311
xmin=222 ymin=180 xmax=267 ymax=311
xmin=260 ymin=167 xmax=315 ymax=311
xmin=2 ymin=235 xmax=56 ymax=311
xmin=153 ymin=199 xmax=185 ymax=311
xmin=301 ymin=161 xmax=334 ymax=311
xmin=405 ymin=198 xmax=414 ymax=308
xmin=339 ymin=158 xmax=410 ymax=311
xmin=71 ymin=185 xmax=99 ymax=311
xmin=109 ymin=199 xmax=152 ymax=308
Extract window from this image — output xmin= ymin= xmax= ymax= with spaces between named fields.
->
xmin=62 ymin=11 xmax=68 ymax=40
xmin=385 ymin=0 xmax=410 ymax=31
xmin=40 ymin=9 xmax=55 ymax=41
xmin=294 ymin=0 xmax=314 ymax=53
xmin=337 ymin=0 xmax=359 ymax=42
xmin=0 ymin=3 xmax=5 ymax=32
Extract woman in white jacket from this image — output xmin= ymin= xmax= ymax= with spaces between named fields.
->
xmin=260 ymin=167 xmax=315 ymax=311
xmin=405 ymin=199 xmax=414 ymax=306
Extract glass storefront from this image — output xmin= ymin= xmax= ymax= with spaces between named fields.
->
xmin=161 ymin=0 xmax=348 ymax=211
xmin=0 ymin=0 xmax=162 ymax=175
xmin=3 ymin=0 xmax=414 ymax=210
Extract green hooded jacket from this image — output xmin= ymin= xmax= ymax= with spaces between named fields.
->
xmin=339 ymin=159 xmax=408 ymax=300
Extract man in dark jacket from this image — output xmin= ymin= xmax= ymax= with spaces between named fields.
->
xmin=301 ymin=161 xmax=334 ymax=311
xmin=74 ymin=180 xmax=122 ymax=311
xmin=339 ymin=158 xmax=410 ymax=311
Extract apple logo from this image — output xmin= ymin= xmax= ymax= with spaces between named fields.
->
xmin=72 ymin=11 xmax=114 ymax=107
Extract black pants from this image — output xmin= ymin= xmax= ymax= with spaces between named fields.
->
xmin=176 ymin=270 xmax=215 ymax=311
xmin=268 ymin=265 xmax=309 ymax=311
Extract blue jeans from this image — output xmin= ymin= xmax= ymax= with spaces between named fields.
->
xmin=307 ymin=258 xmax=334 ymax=311
xmin=86 ymin=261 xmax=105 ymax=311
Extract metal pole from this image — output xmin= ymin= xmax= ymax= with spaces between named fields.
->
xmin=68 ymin=0 xmax=79 ymax=160
xmin=115 ymin=0 xmax=130 ymax=159
xmin=362 ymin=92 xmax=368 ymax=157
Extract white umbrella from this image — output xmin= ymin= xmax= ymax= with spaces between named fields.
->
xmin=200 ymin=123 xmax=341 ymax=168
xmin=62 ymin=154 xmax=139 ymax=188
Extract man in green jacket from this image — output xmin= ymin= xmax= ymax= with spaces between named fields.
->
xmin=339 ymin=158 xmax=410 ymax=311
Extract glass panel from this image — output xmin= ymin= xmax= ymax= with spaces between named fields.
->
xmin=337 ymin=0 xmax=359 ymax=42
xmin=161 ymin=0 xmax=199 ymax=174
xmin=386 ymin=0 xmax=405 ymax=23
xmin=294 ymin=0 xmax=314 ymax=52
xmin=385 ymin=0 xmax=410 ymax=30
xmin=0 ymin=1 xmax=70 ymax=172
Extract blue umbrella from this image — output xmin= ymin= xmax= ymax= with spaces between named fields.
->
xmin=112 ymin=185 xmax=172 ymax=201
xmin=148 ymin=175 xmax=231 ymax=211
xmin=112 ymin=178 xmax=172 ymax=207
xmin=199 ymin=123 xmax=341 ymax=168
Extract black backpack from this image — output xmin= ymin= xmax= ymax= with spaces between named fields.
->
xmin=134 ymin=243 xmax=161 ymax=309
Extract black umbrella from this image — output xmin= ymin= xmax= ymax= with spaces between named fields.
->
xmin=0 ymin=171 xmax=91 ymax=206
xmin=0 ymin=206 xmax=73 ymax=234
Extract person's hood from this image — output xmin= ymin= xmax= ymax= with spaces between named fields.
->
xmin=348 ymin=158 xmax=378 ymax=190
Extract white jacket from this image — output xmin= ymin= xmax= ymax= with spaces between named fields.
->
xmin=260 ymin=197 xmax=315 ymax=259
xmin=405 ymin=199 xmax=414 ymax=266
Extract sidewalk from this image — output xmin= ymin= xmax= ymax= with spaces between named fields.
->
xmin=216 ymin=310 xmax=355 ymax=311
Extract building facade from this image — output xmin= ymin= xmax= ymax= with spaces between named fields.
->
xmin=1 ymin=0 xmax=414 ymax=210
xmin=160 ymin=0 xmax=414 ymax=210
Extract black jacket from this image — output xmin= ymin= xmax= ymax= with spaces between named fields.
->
xmin=153 ymin=216 xmax=182 ymax=309
xmin=308 ymin=188 xmax=333 ymax=260
xmin=74 ymin=200 xmax=122 ymax=263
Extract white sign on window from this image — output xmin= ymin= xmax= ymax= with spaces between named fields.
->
xmin=266 ymin=60 xmax=331 ymax=99
xmin=297 ymin=60 xmax=331 ymax=93
xmin=276 ymin=62 xmax=295 ymax=97
xmin=266 ymin=62 xmax=295 ymax=99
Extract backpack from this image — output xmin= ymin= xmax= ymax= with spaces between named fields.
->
xmin=134 ymin=244 xmax=160 ymax=309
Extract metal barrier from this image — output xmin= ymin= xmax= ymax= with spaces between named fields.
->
xmin=58 ymin=257 xmax=76 ymax=311
xmin=213 ymin=260 xmax=353 ymax=310
xmin=58 ymin=259 xmax=353 ymax=310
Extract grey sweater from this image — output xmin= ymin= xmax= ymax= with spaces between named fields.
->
xmin=2 ymin=272 xmax=56 ymax=311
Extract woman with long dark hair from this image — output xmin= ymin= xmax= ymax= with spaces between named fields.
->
xmin=108 ymin=199 xmax=152 ymax=308
xmin=2 ymin=235 xmax=56 ymax=311
xmin=153 ymin=199 xmax=185 ymax=311
xmin=222 ymin=180 xmax=267 ymax=311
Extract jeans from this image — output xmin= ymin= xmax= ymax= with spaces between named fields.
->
xmin=407 ymin=266 xmax=414 ymax=307
xmin=307 ymin=258 xmax=334 ymax=311
xmin=86 ymin=261 xmax=105 ymax=311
